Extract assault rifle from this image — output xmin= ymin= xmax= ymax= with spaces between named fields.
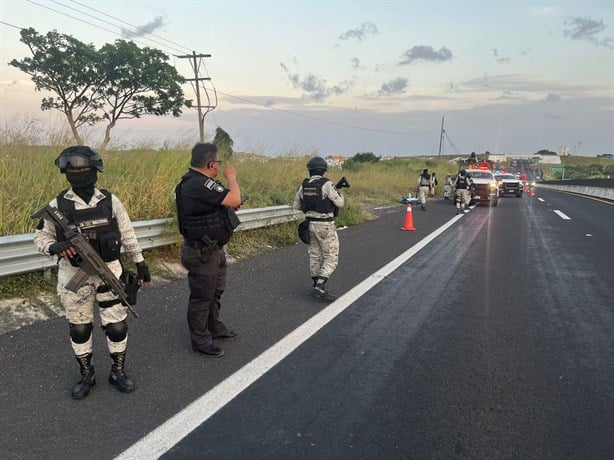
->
xmin=31 ymin=204 xmax=138 ymax=318
xmin=335 ymin=177 xmax=351 ymax=189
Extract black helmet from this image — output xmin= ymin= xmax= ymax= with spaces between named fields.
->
xmin=307 ymin=156 xmax=327 ymax=173
xmin=55 ymin=146 xmax=104 ymax=173
xmin=460 ymin=169 xmax=467 ymax=177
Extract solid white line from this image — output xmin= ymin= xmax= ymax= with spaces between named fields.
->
xmin=553 ymin=210 xmax=571 ymax=220
xmin=115 ymin=215 xmax=462 ymax=460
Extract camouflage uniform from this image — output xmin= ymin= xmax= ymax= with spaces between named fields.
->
xmin=294 ymin=173 xmax=344 ymax=300
xmin=454 ymin=173 xmax=473 ymax=213
xmin=34 ymin=189 xmax=145 ymax=356
xmin=417 ymin=170 xmax=431 ymax=211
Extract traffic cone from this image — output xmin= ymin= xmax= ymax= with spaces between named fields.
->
xmin=401 ymin=204 xmax=416 ymax=231
xmin=530 ymin=187 xmax=535 ymax=197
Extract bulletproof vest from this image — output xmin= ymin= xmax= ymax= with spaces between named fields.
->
xmin=456 ymin=176 xmax=469 ymax=189
xmin=419 ymin=174 xmax=430 ymax=186
xmin=55 ymin=189 xmax=122 ymax=262
xmin=301 ymin=177 xmax=335 ymax=214
xmin=175 ymin=177 xmax=234 ymax=245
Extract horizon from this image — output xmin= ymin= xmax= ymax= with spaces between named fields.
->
xmin=1 ymin=1 xmax=613 ymax=157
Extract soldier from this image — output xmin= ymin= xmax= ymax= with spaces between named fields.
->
xmin=454 ymin=169 xmax=472 ymax=214
xmin=417 ymin=168 xmax=431 ymax=211
xmin=175 ymin=143 xmax=241 ymax=358
xmin=443 ymin=174 xmax=453 ymax=200
xmin=33 ymin=146 xmax=151 ymax=400
xmin=293 ymin=156 xmax=345 ymax=302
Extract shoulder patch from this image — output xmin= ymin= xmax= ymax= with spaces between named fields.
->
xmin=204 ymin=178 xmax=226 ymax=193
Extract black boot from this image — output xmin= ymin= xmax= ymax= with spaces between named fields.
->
xmin=109 ymin=351 xmax=136 ymax=393
xmin=312 ymin=278 xmax=337 ymax=302
xmin=72 ymin=353 xmax=95 ymax=400
xmin=312 ymin=277 xmax=318 ymax=288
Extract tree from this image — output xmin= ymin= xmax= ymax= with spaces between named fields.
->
xmin=9 ymin=28 xmax=105 ymax=145
xmin=9 ymin=28 xmax=190 ymax=150
xmin=97 ymin=40 xmax=189 ymax=150
xmin=343 ymin=151 xmax=380 ymax=169
xmin=213 ymin=127 xmax=234 ymax=160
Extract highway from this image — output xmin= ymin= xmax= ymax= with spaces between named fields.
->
xmin=1 ymin=189 xmax=613 ymax=459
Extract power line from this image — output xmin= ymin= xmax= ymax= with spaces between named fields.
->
xmin=69 ymin=0 xmax=189 ymax=53
xmin=10 ymin=2 xmax=438 ymax=139
xmin=217 ymin=91 xmax=436 ymax=136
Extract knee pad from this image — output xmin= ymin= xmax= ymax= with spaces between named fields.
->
xmin=103 ymin=320 xmax=128 ymax=342
xmin=69 ymin=323 xmax=93 ymax=344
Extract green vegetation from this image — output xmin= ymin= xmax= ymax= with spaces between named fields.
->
xmin=9 ymin=28 xmax=189 ymax=150
xmin=1 ymin=130 xmax=612 ymax=300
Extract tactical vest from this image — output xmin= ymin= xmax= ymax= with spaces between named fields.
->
xmin=419 ymin=174 xmax=430 ymax=186
xmin=175 ymin=177 xmax=234 ymax=245
xmin=55 ymin=189 xmax=122 ymax=262
xmin=456 ymin=176 xmax=469 ymax=189
xmin=301 ymin=177 xmax=335 ymax=214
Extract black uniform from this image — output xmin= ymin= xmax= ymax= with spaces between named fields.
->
xmin=175 ymin=169 xmax=236 ymax=351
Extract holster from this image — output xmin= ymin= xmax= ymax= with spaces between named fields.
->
xmin=120 ymin=269 xmax=140 ymax=306
xmin=198 ymin=235 xmax=219 ymax=263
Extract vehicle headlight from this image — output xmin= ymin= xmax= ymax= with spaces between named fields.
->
xmin=489 ymin=182 xmax=498 ymax=189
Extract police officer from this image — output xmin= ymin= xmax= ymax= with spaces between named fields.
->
xmin=33 ymin=146 xmax=151 ymax=400
xmin=454 ymin=169 xmax=472 ymax=214
xmin=293 ymin=156 xmax=345 ymax=302
xmin=417 ymin=168 xmax=431 ymax=211
xmin=175 ymin=143 xmax=241 ymax=358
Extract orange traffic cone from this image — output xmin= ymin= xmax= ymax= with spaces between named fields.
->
xmin=530 ymin=187 xmax=535 ymax=197
xmin=401 ymin=204 xmax=416 ymax=231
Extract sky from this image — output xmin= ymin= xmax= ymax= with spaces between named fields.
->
xmin=1 ymin=0 xmax=613 ymax=157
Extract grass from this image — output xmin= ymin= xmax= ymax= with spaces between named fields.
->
xmin=1 ymin=134 xmax=612 ymax=300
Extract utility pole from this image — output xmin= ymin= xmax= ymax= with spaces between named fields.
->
xmin=175 ymin=51 xmax=213 ymax=143
xmin=438 ymin=116 xmax=445 ymax=158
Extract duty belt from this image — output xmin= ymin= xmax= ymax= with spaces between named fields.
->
xmin=306 ymin=216 xmax=333 ymax=222
xmin=184 ymin=239 xmax=223 ymax=249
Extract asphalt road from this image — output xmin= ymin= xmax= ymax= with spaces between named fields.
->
xmin=1 ymin=190 xmax=613 ymax=459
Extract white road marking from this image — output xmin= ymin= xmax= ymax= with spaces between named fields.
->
xmin=553 ymin=210 xmax=571 ymax=220
xmin=537 ymin=197 xmax=545 ymax=202
xmin=115 ymin=216 xmax=462 ymax=460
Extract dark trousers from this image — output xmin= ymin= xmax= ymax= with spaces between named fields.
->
xmin=181 ymin=245 xmax=228 ymax=349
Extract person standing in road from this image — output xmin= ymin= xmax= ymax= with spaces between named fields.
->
xmin=175 ymin=143 xmax=241 ymax=358
xmin=454 ymin=169 xmax=472 ymax=214
xmin=417 ymin=168 xmax=431 ymax=211
xmin=443 ymin=174 xmax=453 ymax=200
xmin=293 ymin=156 xmax=345 ymax=302
xmin=33 ymin=146 xmax=151 ymax=400
xmin=430 ymin=172 xmax=438 ymax=196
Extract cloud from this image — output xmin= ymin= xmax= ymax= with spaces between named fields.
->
xmin=339 ymin=22 xmax=379 ymax=41
xmin=121 ymin=16 xmax=166 ymax=38
xmin=545 ymin=93 xmax=561 ymax=103
xmin=492 ymin=49 xmax=511 ymax=64
xmin=563 ymin=16 xmax=613 ymax=48
xmin=399 ymin=45 xmax=452 ymax=65
xmin=377 ymin=78 xmax=408 ymax=97
xmin=280 ymin=63 xmax=353 ymax=102
xmin=350 ymin=58 xmax=364 ymax=70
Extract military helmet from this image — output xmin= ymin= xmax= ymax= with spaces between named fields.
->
xmin=55 ymin=146 xmax=104 ymax=173
xmin=307 ymin=156 xmax=327 ymax=172
xmin=459 ymin=169 xmax=467 ymax=177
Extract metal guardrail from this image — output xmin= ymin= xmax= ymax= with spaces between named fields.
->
xmin=0 ymin=205 xmax=302 ymax=278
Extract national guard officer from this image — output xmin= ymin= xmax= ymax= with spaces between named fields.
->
xmin=33 ymin=146 xmax=151 ymax=399
xmin=454 ymin=169 xmax=472 ymax=214
xmin=175 ymin=143 xmax=241 ymax=358
xmin=293 ymin=156 xmax=345 ymax=302
xmin=443 ymin=174 xmax=453 ymax=200
xmin=417 ymin=168 xmax=431 ymax=211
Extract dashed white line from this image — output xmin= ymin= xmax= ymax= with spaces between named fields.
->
xmin=553 ymin=210 xmax=571 ymax=220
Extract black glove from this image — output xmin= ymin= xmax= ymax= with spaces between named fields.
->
xmin=136 ymin=261 xmax=151 ymax=283
xmin=48 ymin=241 xmax=73 ymax=256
